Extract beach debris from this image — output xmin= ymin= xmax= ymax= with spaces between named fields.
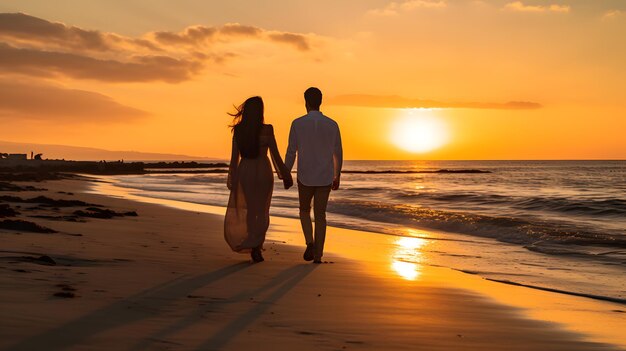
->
xmin=2 ymin=254 xmax=57 ymax=266
xmin=1 ymin=161 xmax=228 ymax=176
xmin=0 ymin=219 xmax=57 ymax=233
xmin=29 ymin=214 xmax=83 ymax=222
xmin=56 ymin=284 xmax=76 ymax=291
xmin=0 ymin=195 xmax=99 ymax=207
xmin=0 ymin=172 xmax=71 ymax=182
xmin=5 ymin=254 xmax=107 ymax=267
xmin=346 ymin=340 xmax=364 ymax=344
xmin=36 ymin=255 xmax=57 ymax=265
xmin=0 ymin=181 xmax=46 ymax=192
xmin=0 ymin=204 xmax=19 ymax=217
xmin=74 ymin=207 xmax=138 ymax=219
xmin=53 ymin=292 xmax=76 ymax=298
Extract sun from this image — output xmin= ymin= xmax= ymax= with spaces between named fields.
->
xmin=390 ymin=109 xmax=449 ymax=153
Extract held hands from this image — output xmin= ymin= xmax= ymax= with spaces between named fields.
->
xmin=331 ymin=176 xmax=340 ymax=190
xmin=283 ymin=173 xmax=294 ymax=190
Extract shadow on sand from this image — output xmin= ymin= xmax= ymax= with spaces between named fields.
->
xmin=130 ymin=263 xmax=318 ymax=350
xmin=6 ymin=262 xmax=252 ymax=351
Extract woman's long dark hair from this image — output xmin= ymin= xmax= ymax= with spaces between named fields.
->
xmin=229 ymin=96 xmax=264 ymax=159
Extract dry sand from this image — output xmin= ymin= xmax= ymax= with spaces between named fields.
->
xmin=0 ymin=178 xmax=624 ymax=351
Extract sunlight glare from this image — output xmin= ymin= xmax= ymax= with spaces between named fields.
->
xmin=391 ymin=236 xmax=429 ymax=281
xmin=397 ymin=236 xmax=427 ymax=250
xmin=390 ymin=109 xmax=449 ymax=153
xmin=392 ymin=260 xmax=420 ymax=280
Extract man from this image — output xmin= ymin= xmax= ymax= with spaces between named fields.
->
xmin=285 ymin=87 xmax=343 ymax=264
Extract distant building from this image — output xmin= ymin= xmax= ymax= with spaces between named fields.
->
xmin=7 ymin=154 xmax=28 ymax=160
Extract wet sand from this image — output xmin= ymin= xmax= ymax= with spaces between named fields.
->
xmin=0 ymin=178 xmax=624 ymax=350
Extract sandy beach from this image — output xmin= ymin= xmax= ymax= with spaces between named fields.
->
xmin=1 ymin=177 xmax=624 ymax=351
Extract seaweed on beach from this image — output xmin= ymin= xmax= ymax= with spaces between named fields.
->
xmin=0 ymin=172 xmax=71 ymax=182
xmin=1 ymin=194 xmax=137 ymax=221
xmin=74 ymin=207 xmax=138 ymax=219
xmin=29 ymin=214 xmax=83 ymax=222
xmin=53 ymin=292 xmax=76 ymax=298
xmin=0 ymin=219 xmax=57 ymax=233
xmin=0 ymin=204 xmax=19 ymax=217
xmin=0 ymin=195 xmax=99 ymax=207
xmin=0 ymin=182 xmax=46 ymax=192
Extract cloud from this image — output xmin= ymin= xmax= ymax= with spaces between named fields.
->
xmin=0 ymin=13 xmax=318 ymax=83
xmin=0 ymin=43 xmax=202 ymax=83
xmin=267 ymin=32 xmax=310 ymax=51
xmin=151 ymin=26 xmax=216 ymax=46
xmin=327 ymin=94 xmax=542 ymax=110
xmin=504 ymin=2 xmax=570 ymax=13
xmin=0 ymin=12 xmax=110 ymax=50
xmin=602 ymin=10 xmax=624 ymax=20
xmin=0 ymin=13 xmax=160 ymax=52
xmin=0 ymin=79 xmax=148 ymax=121
xmin=368 ymin=0 xmax=446 ymax=16
xmin=151 ymin=23 xmax=312 ymax=51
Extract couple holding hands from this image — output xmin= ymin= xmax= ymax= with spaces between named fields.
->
xmin=224 ymin=87 xmax=343 ymax=263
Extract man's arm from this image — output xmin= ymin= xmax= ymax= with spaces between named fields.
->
xmin=332 ymin=125 xmax=343 ymax=190
xmin=284 ymin=122 xmax=297 ymax=172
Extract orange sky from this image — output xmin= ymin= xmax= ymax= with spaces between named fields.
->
xmin=0 ymin=0 xmax=624 ymax=160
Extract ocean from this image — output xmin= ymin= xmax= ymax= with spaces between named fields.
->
xmin=97 ymin=160 xmax=626 ymax=303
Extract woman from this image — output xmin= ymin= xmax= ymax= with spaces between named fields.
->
xmin=224 ymin=96 xmax=293 ymax=262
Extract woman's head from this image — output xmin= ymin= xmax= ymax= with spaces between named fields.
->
xmin=230 ymin=96 xmax=264 ymax=127
xmin=229 ymin=96 xmax=264 ymax=158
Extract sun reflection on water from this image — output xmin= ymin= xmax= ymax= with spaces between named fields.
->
xmin=391 ymin=236 xmax=429 ymax=281
xmin=392 ymin=261 xmax=420 ymax=280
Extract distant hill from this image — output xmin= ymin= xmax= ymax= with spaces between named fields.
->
xmin=0 ymin=140 xmax=216 ymax=161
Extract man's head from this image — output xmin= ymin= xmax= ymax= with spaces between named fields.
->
xmin=304 ymin=87 xmax=322 ymax=112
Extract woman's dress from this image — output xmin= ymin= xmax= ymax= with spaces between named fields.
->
xmin=224 ymin=124 xmax=289 ymax=252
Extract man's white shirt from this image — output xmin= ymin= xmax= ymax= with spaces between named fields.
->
xmin=285 ymin=111 xmax=343 ymax=186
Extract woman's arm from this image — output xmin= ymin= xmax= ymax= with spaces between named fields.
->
xmin=227 ymin=135 xmax=239 ymax=190
xmin=284 ymin=122 xmax=297 ymax=172
xmin=267 ymin=125 xmax=293 ymax=188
